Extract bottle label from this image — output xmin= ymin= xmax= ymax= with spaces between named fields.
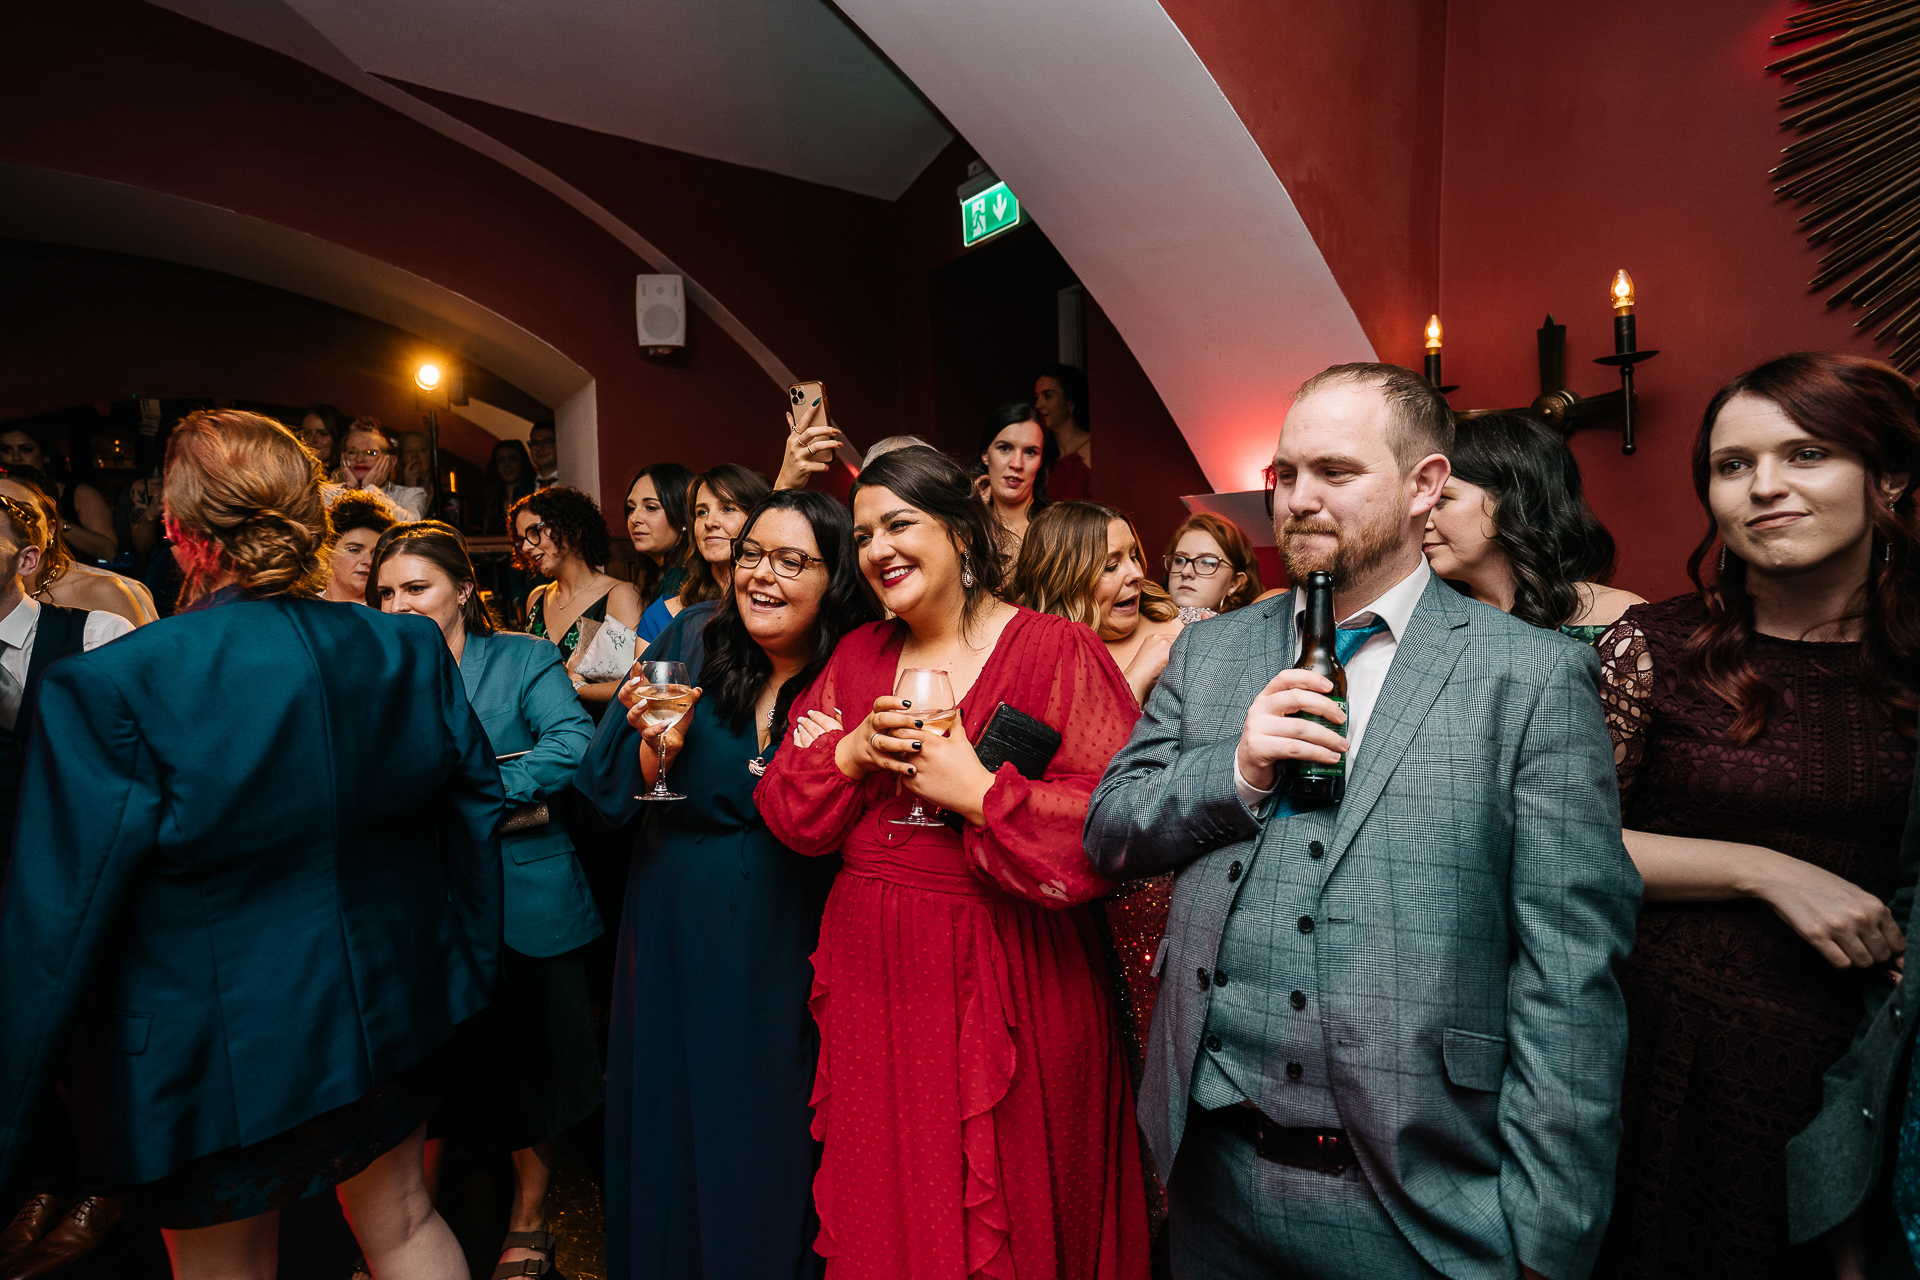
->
xmin=1294 ymin=696 xmax=1348 ymax=781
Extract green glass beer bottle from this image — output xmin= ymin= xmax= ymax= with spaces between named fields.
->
xmin=1287 ymin=570 xmax=1347 ymax=804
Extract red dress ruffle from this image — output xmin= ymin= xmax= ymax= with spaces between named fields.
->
xmin=758 ymin=609 xmax=1151 ymax=1280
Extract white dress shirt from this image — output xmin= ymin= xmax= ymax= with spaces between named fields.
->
xmin=0 ymin=595 xmax=134 ymax=691
xmin=1236 ymin=557 xmax=1432 ymax=808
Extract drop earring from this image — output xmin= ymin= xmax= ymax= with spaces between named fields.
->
xmin=960 ymin=555 xmax=976 ymax=589
xmin=1718 ymin=546 xmax=1726 ymax=575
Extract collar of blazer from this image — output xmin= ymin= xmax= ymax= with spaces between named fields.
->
xmin=1275 ymin=574 xmax=1473 ymax=885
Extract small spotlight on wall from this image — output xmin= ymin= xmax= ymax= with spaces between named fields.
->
xmin=415 ymin=362 xmax=443 ymax=392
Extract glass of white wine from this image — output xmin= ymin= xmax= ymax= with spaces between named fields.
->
xmin=633 ymin=660 xmax=695 ymax=802
xmin=889 ymin=668 xmax=957 ymax=828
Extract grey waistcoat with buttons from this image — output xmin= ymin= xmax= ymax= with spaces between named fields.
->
xmin=1190 ymin=802 xmax=1342 ymax=1127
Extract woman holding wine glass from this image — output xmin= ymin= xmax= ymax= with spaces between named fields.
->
xmin=575 ymin=489 xmax=874 ymax=1280
xmin=756 ymin=447 xmax=1151 ymax=1280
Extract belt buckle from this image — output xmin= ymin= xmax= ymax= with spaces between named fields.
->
xmin=1315 ymin=1131 xmax=1350 ymax=1176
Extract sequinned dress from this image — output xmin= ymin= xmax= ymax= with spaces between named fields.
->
xmin=756 ymin=608 xmax=1151 ymax=1280
xmin=1594 ymin=595 xmax=1914 ymax=1279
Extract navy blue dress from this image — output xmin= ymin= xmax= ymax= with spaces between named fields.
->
xmin=577 ymin=603 xmax=833 ymax=1280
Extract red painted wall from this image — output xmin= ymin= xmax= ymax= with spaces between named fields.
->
xmin=1436 ymin=0 xmax=1892 ymax=601
xmin=0 ymin=240 xmax=513 ymax=469
xmin=0 ymin=0 xmax=799 ymax=527
xmin=1157 ymin=0 xmax=1450 ymax=370
xmin=389 ymin=82 xmax=904 ymax=461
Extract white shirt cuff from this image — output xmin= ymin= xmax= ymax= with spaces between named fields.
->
xmin=1234 ymin=760 xmax=1276 ymax=812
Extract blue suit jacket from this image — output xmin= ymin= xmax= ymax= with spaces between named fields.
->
xmin=1086 ymin=578 xmax=1641 ymax=1280
xmin=0 ymin=594 xmax=503 ymax=1188
xmin=460 ymin=629 xmax=601 ymax=957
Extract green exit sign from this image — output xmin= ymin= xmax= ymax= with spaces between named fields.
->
xmin=961 ymin=181 xmax=1020 ymax=247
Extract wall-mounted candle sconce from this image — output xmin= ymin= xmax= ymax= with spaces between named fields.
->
xmin=1451 ymin=269 xmax=1660 ymax=455
xmin=1422 ymin=315 xmax=1459 ymax=394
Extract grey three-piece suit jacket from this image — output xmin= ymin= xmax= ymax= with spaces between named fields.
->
xmin=1086 ymin=575 xmax=1643 ymax=1280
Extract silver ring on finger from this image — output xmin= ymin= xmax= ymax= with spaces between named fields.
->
xmin=871 ymin=732 xmax=881 ymax=749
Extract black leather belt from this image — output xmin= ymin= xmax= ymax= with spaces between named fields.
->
xmin=1206 ymin=1104 xmax=1354 ymax=1176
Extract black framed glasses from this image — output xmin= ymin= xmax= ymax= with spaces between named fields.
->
xmin=1164 ymin=553 xmax=1227 ymax=577
xmin=735 ymin=539 xmax=825 ymax=578
xmin=512 ymin=521 xmax=552 ymax=547
xmin=1263 ymin=464 xmax=1279 ymax=520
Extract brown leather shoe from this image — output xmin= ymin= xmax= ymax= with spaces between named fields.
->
xmin=1 ymin=1195 xmax=122 ymax=1280
xmin=0 ymin=1196 xmax=69 ymax=1270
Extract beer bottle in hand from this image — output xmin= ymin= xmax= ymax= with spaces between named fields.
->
xmin=1287 ymin=570 xmax=1348 ymax=804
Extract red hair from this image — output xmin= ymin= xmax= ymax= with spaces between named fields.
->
xmin=1684 ymin=352 xmax=1920 ymax=742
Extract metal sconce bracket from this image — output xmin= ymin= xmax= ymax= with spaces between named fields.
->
xmin=1457 ymin=315 xmax=1659 ymax=455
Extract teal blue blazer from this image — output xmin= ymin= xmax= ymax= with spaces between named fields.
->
xmin=0 ymin=593 xmax=503 ymax=1189
xmin=460 ymin=630 xmax=601 ymax=958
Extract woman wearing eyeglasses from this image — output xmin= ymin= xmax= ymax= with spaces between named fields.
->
xmin=1163 ymin=512 xmax=1263 ymax=619
xmin=575 ymin=490 xmax=875 ymax=1280
xmin=513 ymin=486 xmax=642 ymax=711
xmin=330 ymin=420 xmax=426 ymax=521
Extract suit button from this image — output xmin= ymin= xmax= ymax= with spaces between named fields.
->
xmin=1196 ymin=967 xmax=1211 ymax=989
xmin=1206 ymin=1034 xmax=1223 ymax=1052
xmin=1213 ymin=969 xmax=1229 ymax=987
xmin=1290 ymin=990 xmax=1307 ymax=1010
xmin=1286 ymin=1061 xmax=1303 ymax=1080
xmin=1308 ymin=840 xmax=1325 ymax=859
xmin=1227 ymin=860 xmax=1242 ymax=882
xmin=1298 ymin=915 xmax=1315 ymax=935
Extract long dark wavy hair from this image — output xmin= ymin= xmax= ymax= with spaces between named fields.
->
xmin=1447 ymin=413 xmax=1617 ymax=629
xmin=1685 ymin=351 xmax=1920 ymax=743
xmin=679 ymin=464 xmax=772 ymax=608
xmin=624 ymin=461 xmax=694 ymax=605
xmin=849 ymin=445 xmax=1004 ymax=630
xmin=974 ymin=403 xmax=1059 ymax=509
xmin=700 ymin=490 xmax=878 ymax=739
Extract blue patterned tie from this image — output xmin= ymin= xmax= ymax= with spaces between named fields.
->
xmin=1267 ymin=616 xmax=1390 ymax=818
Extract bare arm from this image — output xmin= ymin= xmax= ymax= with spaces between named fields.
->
xmin=64 ymin=485 xmax=119 ymax=561
xmin=1625 ymin=829 xmax=1902 ymax=970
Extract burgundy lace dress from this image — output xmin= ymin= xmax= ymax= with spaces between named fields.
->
xmin=1594 ymin=596 xmax=1914 ymax=1279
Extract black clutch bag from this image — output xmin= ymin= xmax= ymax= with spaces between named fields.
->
xmin=941 ymin=702 xmax=1062 ymax=832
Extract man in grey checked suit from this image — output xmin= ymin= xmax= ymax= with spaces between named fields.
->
xmin=1086 ymin=363 xmax=1640 ymax=1280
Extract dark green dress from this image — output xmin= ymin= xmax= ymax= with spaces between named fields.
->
xmin=578 ymin=603 xmax=835 ymax=1280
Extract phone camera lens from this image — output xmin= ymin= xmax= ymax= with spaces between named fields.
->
xmin=790 ymin=388 xmax=803 ymax=404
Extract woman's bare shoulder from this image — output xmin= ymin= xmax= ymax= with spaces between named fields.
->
xmin=1571 ymin=582 xmax=1648 ymax=628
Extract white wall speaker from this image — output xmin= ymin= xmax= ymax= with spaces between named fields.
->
xmin=636 ymin=274 xmax=686 ymax=351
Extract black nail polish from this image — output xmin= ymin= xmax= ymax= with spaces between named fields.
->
xmin=901 ymin=700 xmax=912 ymax=708
xmin=907 ymin=765 xmax=917 ymax=775
xmin=914 ymin=719 xmax=923 ymax=728
xmin=911 ymin=741 xmax=923 ymax=751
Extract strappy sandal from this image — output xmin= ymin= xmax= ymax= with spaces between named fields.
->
xmin=491 ymin=1229 xmax=563 ymax=1279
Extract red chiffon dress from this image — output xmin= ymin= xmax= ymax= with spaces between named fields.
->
xmin=756 ymin=607 xmax=1151 ymax=1280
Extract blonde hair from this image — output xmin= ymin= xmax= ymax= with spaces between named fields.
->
xmin=1010 ymin=500 xmax=1177 ymax=627
xmin=1164 ymin=512 xmax=1264 ymax=613
xmin=165 ymin=410 xmax=329 ymax=604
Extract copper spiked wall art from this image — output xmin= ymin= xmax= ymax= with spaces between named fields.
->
xmin=1769 ymin=0 xmax=1920 ymax=372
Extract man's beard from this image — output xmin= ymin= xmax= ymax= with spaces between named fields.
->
xmin=1280 ymin=508 xmax=1401 ymax=590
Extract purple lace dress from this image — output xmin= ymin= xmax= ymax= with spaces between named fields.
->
xmin=1594 ymin=595 xmax=1914 ymax=1278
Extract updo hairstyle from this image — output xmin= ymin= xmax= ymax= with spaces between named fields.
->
xmin=165 ymin=409 xmax=329 ymax=603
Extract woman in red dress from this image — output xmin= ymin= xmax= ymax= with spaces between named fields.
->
xmin=757 ymin=446 xmax=1150 ymax=1280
